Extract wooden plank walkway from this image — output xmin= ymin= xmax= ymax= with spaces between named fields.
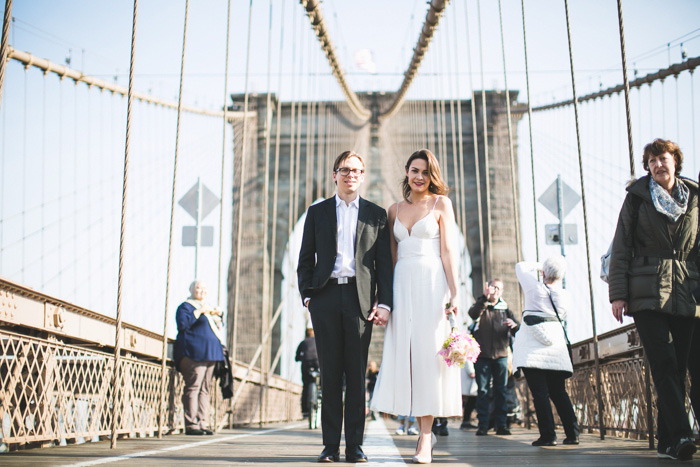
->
xmin=1 ymin=417 xmax=697 ymax=466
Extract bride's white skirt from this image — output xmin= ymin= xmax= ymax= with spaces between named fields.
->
xmin=370 ymin=255 xmax=462 ymax=417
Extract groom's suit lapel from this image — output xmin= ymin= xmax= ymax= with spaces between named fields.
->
xmin=355 ymin=197 xmax=369 ymax=253
xmin=323 ymin=197 xmax=338 ymax=249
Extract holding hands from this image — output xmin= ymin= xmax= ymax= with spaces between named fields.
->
xmin=369 ymin=303 xmax=390 ymax=327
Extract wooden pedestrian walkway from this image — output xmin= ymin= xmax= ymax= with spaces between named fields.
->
xmin=1 ymin=417 xmax=696 ymax=466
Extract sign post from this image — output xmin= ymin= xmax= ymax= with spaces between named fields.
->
xmin=179 ymin=179 xmax=220 ymax=278
xmin=538 ymin=176 xmax=581 ymax=287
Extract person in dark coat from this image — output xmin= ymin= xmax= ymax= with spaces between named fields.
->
xmin=296 ymin=328 xmax=319 ymax=415
xmin=608 ymin=139 xmax=699 ymax=461
xmin=468 ymin=279 xmax=520 ymax=437
xmin=174 ymin=280 xmax=225 ymax=435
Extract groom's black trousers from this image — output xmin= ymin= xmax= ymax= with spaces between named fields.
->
xmin=308 ymin=281 xmax=372 ymax=447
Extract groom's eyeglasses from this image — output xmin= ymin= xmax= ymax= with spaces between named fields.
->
xmin=335 ymin=167 xmax=364 ymax=176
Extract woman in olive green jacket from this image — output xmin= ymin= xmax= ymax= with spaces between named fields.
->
xmin=608 ymin=139 xmax=699 ymax=461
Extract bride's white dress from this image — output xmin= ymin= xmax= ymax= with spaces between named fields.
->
xmin=370 ymin=201 xmax=462 ymax=417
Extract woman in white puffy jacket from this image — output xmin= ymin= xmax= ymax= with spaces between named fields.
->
xmin=512 ymin=255 xmax=579 ymax=447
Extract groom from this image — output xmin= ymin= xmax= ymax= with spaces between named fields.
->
xmin=298 ymin=150 xmax=393 ymax=463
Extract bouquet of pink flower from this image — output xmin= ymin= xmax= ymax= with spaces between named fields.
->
xmin=438 ymin=306 xmax=481 ymax=368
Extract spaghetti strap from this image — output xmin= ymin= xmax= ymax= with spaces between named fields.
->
xmin=431 ymin=195 xmax=440 ymax=212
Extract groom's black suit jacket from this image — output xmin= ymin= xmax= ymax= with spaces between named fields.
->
xmin=297 ymin=196 xmax=393 ymax=318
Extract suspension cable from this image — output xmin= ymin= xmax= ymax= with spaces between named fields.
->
xmin=217 ymin=0 xmax=233 ymax=311
xmin=449 ymin=8 xmax=466 ymax=235
xmin=498 ymin=0 xmax=521 ymax=266
xmin=112 ymin=0 xmax=140 ymax=449
xmin=476 ymin=0 xmax=492 ymax=280
xmin=563 ymin=0 xmax=605 ymax=441
xmin=381 ymin=0 xmax=451 ymax=119
xmin=260 ymin=0 xmax=274 ymax=426
xmin=288 ymin=4 xmax=298 ymax=238
xmin=616 ymin=0 xmax=635 ymax=178
xmin=520 ymin=0 xmax=539 ymax=262
xmin=531 ymin=56 xmax=700 ymax=112
xmin=157 ymin=0 xmax=190 ymax=439
xmin=464 ymin=0 xmax=485 ymax=288
xmin=691 ymin=70 xmax=696 ymax=161
xmin=300 ymin=0 xmax=370 ymax=121
xmin=231 ymin=0 xmax=255 ymax=378
xmin=444 ymin=20 xmax=462 ymax=232
xmin=269 ymin=1 xmax=286 ymax=417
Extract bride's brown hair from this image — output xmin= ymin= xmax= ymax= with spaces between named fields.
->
xmin=401 ymin=149 xmax=449 ymax=202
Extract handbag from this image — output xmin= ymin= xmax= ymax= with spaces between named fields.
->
xmin=545 ymin=285 xmax=573 ymax=365
xmin=215 ymin=349 xmax=234 ymax=399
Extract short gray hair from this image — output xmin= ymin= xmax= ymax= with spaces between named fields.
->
xmin=189 ymin=280 xmax=206 ymax=296
xmin=543 ymin=254 xmax=566 ymax=281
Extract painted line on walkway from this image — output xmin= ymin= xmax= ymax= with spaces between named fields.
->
xmin=363 ymin=417 xmax=407 ymax=465
xmin=66 ymin=422 xmax=305 ymax=467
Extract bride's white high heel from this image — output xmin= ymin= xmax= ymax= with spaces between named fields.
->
xmin=412 ymin=433 xmax=433 ymax=464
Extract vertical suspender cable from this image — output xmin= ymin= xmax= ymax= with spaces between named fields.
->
xmin=691 ymin=70 xmax=696 ymax=163
xmin=316 ymin=100 xmax=325 ymax=200
xmin=294 ymin=84 xmax=303 ymax=221
xmin=293 ymin=30 xmax=305 ymax=223
xmin=112 ymin=0 xmax=139 ymax=449
xmin=661 ymin=78 xmax=666 ymax=137
xmin=617 ymin=0 xmax=647 ymax=444
xmin=563 ymin=0 xmax=605 ymax=440
xmin=497 ymin=0 xmax=521 ymax=266
xmin=288 ymin=4 xmax=298 ymax=237
xmin=231 ymin=0 xmax=255 ymax=381
xmin=158 ymin=0 xmax=189 ymax=439
xmin=674 ymin=74 xmax=680 ymax=143
xmin=520 ymin=0 xmax=539 ymax=262
xmin=444 ymin=22 xmax=461 ymax=229
xmin=217 ymin=0 xmax=233 ymax=315
xmin=270 ymin=0 xmax=287 ymax=418
xmin=616 ymin=0 xmax=635 ymax=178
xmin=0 ymin=0 xmax=12 ymax=112
xmin=213 ymin=0 xmax=232 ymax=434
xmin=305 ymin=56 xmax=313 ymax=208
xmin=476 ymin=0 xmax=493 ymax=280
xmin=439 ymin=54 xmax=449 ymax=176
xmin=521 ymin=0 xmax=536 ymax=426
xmin=213 ymin=0 xmax=233 ymax=427
xmin=464 ymin=0 xmax=486 ymax=288
xmin=452 ymin=8 xmax=467 ymax=239
xmin=260 ymin=0 xmax=275 ymax=427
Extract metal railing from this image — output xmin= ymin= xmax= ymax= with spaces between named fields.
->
xmin=0 ymin=278 xmax=301 ymax=451
xmin=517 ymin=323 xmax=697 ymax=445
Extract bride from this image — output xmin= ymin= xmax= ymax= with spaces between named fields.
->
xmin=371 ymin=149 xmax=462 ymax=464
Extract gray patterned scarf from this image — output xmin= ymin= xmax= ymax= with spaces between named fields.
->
xmin=649 ymin=176 xmax=688 ymax=223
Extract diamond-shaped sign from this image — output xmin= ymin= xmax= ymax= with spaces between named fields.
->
xmin=178 ymin=182 xmax=220 ymax=221
xmin=538 ymin=179 xmax=581 ymax=219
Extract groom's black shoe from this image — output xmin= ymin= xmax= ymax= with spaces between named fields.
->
xmin=345 ymin=445 xmax=368 ymax=463
xmin=318 ymin=445 xmax=340 ymax=463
